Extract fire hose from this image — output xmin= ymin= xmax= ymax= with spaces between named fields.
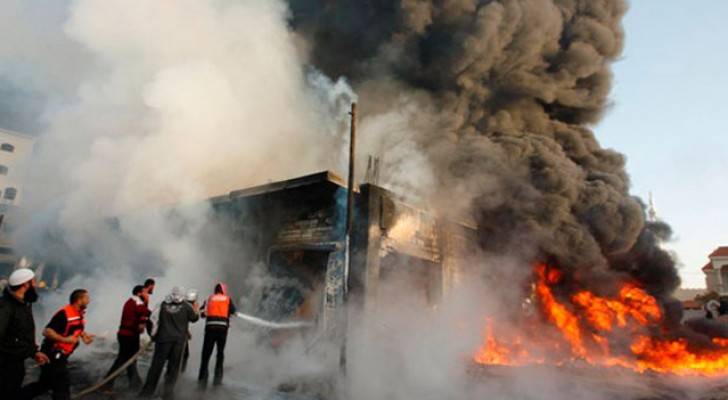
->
xmin=71 ymin=312 xmax=311 ymax=399
xmin=71 ymin=339 xmax=153 ymax=399
xmin=234 ymin=312 xmax=314 ymax=329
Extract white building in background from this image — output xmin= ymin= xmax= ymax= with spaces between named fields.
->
xmin=703 ymin=247 xmax=728 ymax=295
xmin=0 ymin=127 xmax=34 ymax=205
xmin=0 ymin=128 xmax=35 ymax=279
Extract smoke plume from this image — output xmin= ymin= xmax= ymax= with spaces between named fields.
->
xmin=0 ymin=1 xmax=696 ymax=399
xmin=287 ymin=0 xmax=679 ymax=297
xmin=6 ymin=0 xmax=355 ymax=355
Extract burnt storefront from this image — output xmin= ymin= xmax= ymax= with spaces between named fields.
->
xmin=208 ymin=171 xmax=477 ymax=335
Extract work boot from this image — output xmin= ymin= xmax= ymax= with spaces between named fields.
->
xmin=197 ymin=379 xmax=208 ymax=391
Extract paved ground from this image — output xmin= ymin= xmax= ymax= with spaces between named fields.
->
xmin=23 ymin=354 xmax=728 ymax=399
xmin=470 ymin=364 xmax=728 ymax=400
xmin=23 ymin=351 xmax=327 ymax=400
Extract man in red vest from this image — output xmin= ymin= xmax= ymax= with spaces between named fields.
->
xmin=103 ymin=285 xmax=151 ymax=391
xmin=21 ymin=289 xmax=94 ymax=400
xmin=197 ymin=282 xmax=236 ymax=389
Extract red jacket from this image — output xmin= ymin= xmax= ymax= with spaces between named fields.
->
xmin=118 ymin=296 xmax=151 ymax=337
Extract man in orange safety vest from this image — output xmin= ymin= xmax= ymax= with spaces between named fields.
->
xmin=21 ymin=289 xmax=95 ymax=400
xmin=197 ymin=282 xmax=236 ymax=389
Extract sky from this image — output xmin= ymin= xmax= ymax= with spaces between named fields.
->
xmin=597 ymin=1 xmax=728 ymax=288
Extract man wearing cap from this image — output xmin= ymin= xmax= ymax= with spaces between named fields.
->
xmin=0 ymin=268 xmax=49 ymax=398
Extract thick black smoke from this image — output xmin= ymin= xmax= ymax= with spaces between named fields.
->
xmin=287 ymin=0 xmax=679 ymax=297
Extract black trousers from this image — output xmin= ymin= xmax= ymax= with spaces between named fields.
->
xmin=0 ymin=356 xmax=26 ymax=399
xmin=104 ymin=333 xmax=142 ymax=390
xmin=20 ymin=354 xmax=70 ymax=400
xmin=198 ymin=328 xmax=228 ymax=386
xmin=139 ymin=340 xmax=185 ymax=400
xmin=181 ymin=341 xmax=189 ymax=373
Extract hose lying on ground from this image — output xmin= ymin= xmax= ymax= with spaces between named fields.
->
xmin=234 ymin=312 xmax=314 ymax=330
xmin=71 ymin=339 xmax=153 ymax=400
xmin=71 ymin=313 xmax=309 ymax=398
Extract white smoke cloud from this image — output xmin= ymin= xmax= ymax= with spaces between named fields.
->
xmin=29 ymin=0 xmax=352 ymax=216
xmin=10 ymin=0 xmax=355 ymax=384
xmin=358 ymin=96 xmax=436 ymax=199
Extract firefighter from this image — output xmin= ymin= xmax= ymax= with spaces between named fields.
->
xmin=139 ymin=287 xmax=199 ymax=399
xmin=141 ymin=278 xmax=156 ymax=334
xmin=142 ymin=278 xmax=156 ymax=305
xmin=0 ymin=269 xmax=49 ymax=398
xmin=198 ymin=283 xmax=236 ymax=389
xmin=103 ymin=285 xmax=151 ymax=391
xmin=21 ymin=289 xmax=95 ymax=400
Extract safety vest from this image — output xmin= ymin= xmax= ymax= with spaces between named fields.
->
xmin=205 ymin=294 xmax=231 ymax=328
xmin=52 ymin=305 xmax=85 ymax=356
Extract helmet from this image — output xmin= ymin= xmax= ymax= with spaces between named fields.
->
xmin=185 ymin=288 xmax=198 ymax=303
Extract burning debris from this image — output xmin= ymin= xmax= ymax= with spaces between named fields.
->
xmin=475 ymin=264 xmax=728 ymax=376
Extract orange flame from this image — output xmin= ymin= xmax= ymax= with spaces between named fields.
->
xmin=474 ymin=263 xmax=728 ymax=376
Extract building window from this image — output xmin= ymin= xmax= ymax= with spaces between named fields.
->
xmin=0 ymin=166 xmax=8 ymax=175
xmin=4 ymin=188 xmax=17 ymax=201
xmin=0 ymin=143 xmax=14 ymax=153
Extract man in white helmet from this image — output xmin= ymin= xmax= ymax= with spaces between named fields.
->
xmin=0 ymin=269 xmax=49 ymax=398
xmin=139 ymin=287 xmax=199 ymax=400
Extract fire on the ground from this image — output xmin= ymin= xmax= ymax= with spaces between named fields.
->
xmin=474 ymin=264 xmax=728 ymax=376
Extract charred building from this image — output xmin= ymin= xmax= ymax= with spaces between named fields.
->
xmin=207 ymin=171 xmax=477 ymax=332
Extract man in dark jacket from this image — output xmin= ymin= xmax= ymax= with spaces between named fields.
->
xmin=0 ymin=269 xmax=49 ymax=398
xmin=139 ymin=287 xmax=199 ymax=400
xmin=103 ymin=285 xmax=151 ymax=391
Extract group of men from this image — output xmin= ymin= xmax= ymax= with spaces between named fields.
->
xmin=0 ymin=269 xmax=237 ymax=400
xmin=0 ymin=268 xmax=94 ymax=399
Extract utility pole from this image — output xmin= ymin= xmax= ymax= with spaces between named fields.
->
xmin=340 ymin=102 xmax=357 ymax=374
xmin=346 ymin=103 xmax=357 ymax=244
